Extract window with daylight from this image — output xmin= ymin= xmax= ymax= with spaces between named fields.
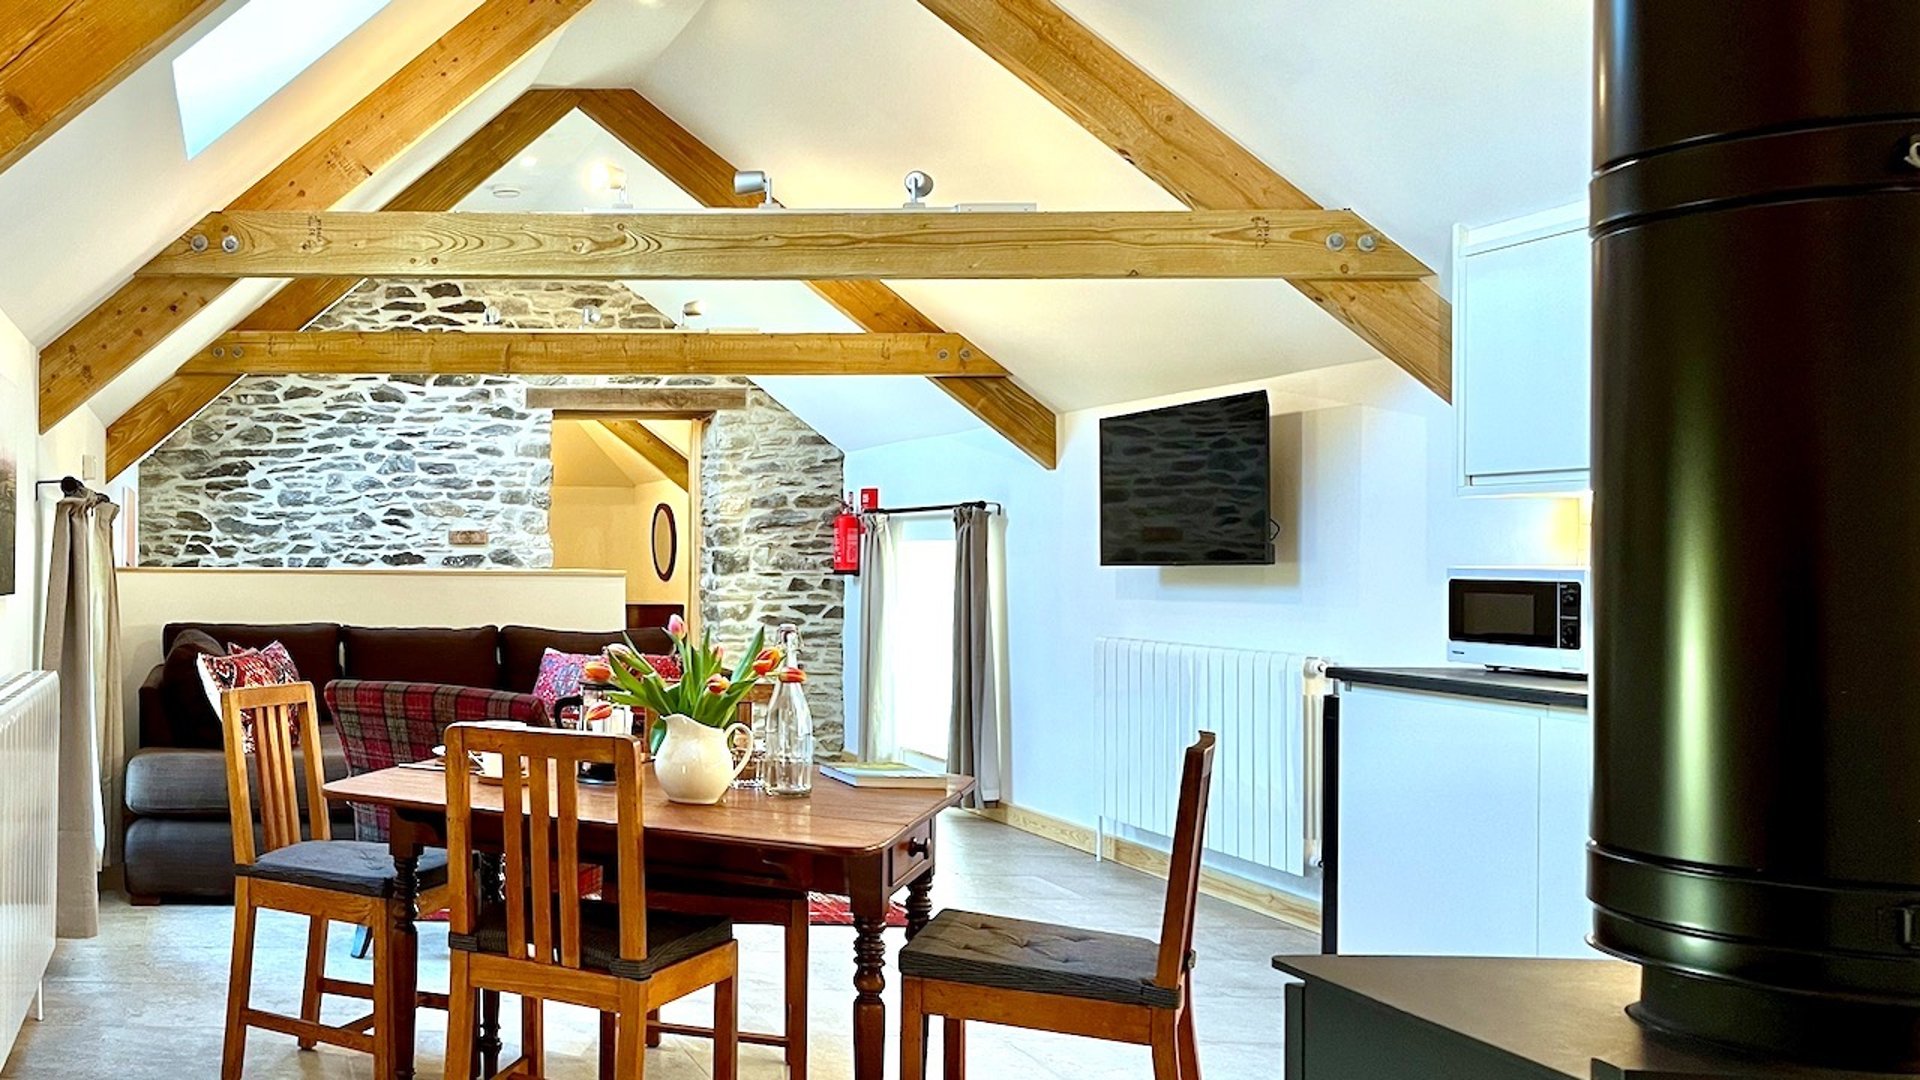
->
xmin=885 ymin=529 xmax=957 ymax=762
xmin=171 ymin=0 xmax=393 ymax=158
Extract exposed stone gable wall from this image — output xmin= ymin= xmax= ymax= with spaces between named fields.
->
xmin=137 ymin=279 xmax=846 ymax=749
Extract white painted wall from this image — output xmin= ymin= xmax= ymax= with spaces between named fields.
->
xmin=117 ymin=567 xmax=626 ymax=749
xmin=844 ymin=359 xmax=1588 ymax=840
xmin=0 ymin=308 xmax=37 ymax=677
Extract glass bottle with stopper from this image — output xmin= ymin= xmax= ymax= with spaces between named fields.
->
xmin=763 ymin=660 xmax=814 ymax=798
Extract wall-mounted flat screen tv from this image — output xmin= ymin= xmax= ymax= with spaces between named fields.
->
xmin=1099 ymin=390 xmax=1274 ymax=566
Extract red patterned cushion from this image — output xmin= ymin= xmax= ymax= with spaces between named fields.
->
xmin=642 ymin=653 xmax=682 ymax=682
xmin=325 ymin=679 xmax=548 ymax=842
xmin=530 ymin=649 xmax=598 ymax=713
xmin=198 ymin=641 xmax=302 ymax=753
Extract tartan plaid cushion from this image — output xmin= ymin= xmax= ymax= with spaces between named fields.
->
xmin=324 ymin=679 xmax=547 ymax=842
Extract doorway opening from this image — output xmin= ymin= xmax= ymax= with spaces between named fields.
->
xmin=548 ymin=415 xmax=699 ymax=637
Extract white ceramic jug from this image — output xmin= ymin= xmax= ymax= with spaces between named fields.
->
xmin=652 ymin=713 xmax=752 ymax=804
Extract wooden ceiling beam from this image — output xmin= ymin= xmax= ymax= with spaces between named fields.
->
xmin=0 ymin=0 xmax=224 ymax=174
xmin=41 ymin=0 xmax=593 ymax=433
xmin=917 ymin=0 xmax=1453 ymax=400
xmin=144 ymin=208 xmax=1423 ymax=281
xmin=579 ymin=88 xmax=1060 ymax=468
xmin=103 ymin=89 xmax=583 ymax=479
xmin=530 ymin=388 xmax=751 ymax=416
xmin=180 ymin=330 xmax=1000 ymax=377
xmin=597 ymin=420 xmax=690 ymax=490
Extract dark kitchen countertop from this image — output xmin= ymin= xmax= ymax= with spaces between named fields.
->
xmin=1274 ymin=954 xmax=1898 ymax=1079
xmin=1328 ymin=665 xmax=1589 ymax=708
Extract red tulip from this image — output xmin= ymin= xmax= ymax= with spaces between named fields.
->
xmin=584 ymin=702 xmax=615 ymax=723
xmin=705 ymin=674 xmax=731 ymax=695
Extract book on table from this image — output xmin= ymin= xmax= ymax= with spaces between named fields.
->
xmin=819 ymin=761 xmax=948 ymax=789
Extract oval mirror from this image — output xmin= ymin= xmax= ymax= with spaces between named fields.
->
xmin=651 ymin=502 xmax=677 ymax=581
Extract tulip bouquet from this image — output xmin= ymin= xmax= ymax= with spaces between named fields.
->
xmin=606 ymin=614 xmax=782 ymax=750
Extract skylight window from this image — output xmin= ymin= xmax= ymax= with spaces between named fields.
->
xmin=172 ymin=0 xmax=392 ymax=158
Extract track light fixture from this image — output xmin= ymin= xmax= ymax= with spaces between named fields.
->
xmin=733 ymin=169 xmax=775 ymax=207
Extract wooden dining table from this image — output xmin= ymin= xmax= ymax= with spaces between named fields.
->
xmin=323 ymin=764 xmax=974 ymax=1080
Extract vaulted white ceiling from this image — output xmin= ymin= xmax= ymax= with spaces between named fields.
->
xmin=0 ymin=0 xmax=1593 ymax=460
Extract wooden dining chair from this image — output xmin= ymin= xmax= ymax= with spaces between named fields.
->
xmin=631 ymin=691 xmax=813 ymax=1078
xmin=219 ymin=681 xmax=455 ymax=1080
xmin=440 ymin=723 xmax=741 ymax=1080
xmin=899 ymin=731 xmax=1217 ymax=1080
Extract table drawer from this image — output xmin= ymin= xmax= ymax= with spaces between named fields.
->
xmin=889 ymin=820 xmax=933 ymax=886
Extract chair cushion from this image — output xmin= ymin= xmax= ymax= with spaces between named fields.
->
xmin=448 ymin=897 xmax=731 ymax=980
xmin=898 ymin=910 xmax=1182 ymax=1008
xmin=124 ymin=727 xmax=350 ymax=818
xmin=165 ymin=622 xmax=341 ymax=721
xmin=343 ymin=625 xmax=500 ymax=687
xmin=236 ymin=840 xmax=449 ymax=898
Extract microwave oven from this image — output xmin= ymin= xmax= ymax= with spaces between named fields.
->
xmin=1446 ymin=566 xmax=1589 ymax=674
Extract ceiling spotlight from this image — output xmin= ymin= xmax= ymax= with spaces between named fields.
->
xmin=681 ymin=300 xmax=705 ymax=326
xmin=481 ymin=305 xmax=504 ymax=326
xmin=489 ymin=184 xmax=521 ymax=200
xmin=733 ymin=169 xmax=775 ymax=207
xmin=580 ymin=303 xmax=604 ymax=326
xmin=903 ymin=170 xmax=934 ymax=208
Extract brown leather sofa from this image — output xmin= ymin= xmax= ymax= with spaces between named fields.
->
xmin=123 ymin=621 xmax=670 ymax=901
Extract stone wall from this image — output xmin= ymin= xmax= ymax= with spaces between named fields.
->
xmin=137 ymin=279 xmax=847 ymax=748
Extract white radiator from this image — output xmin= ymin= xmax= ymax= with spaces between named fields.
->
xmin=0 ymin=672 xmax=57 ymax=1066
xmin=1097 ymin=639 xmax=1328 ymax=877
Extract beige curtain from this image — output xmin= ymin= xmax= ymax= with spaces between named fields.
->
xmin=40 ymin=490 xmax=120 ymax=939
xmin=856 ymin=512 xmax=900 ymax=762
xmin=949 ymin=505 xmax=1003 ymax=807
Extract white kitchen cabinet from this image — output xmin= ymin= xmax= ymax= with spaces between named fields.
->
xmin=1454 ymin=201 xmax=1592 ymax=494
xmin=1536 ymin=706 xmax=1599 ymax=958
xmin=1336 ymin=685 xmax=1543 ymax=956
xmin=1335 ymin=683 xmax=1595 ymax=958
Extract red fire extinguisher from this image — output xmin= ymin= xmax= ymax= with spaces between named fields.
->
xmin=833 ymin=492 xmax=862 ymax=574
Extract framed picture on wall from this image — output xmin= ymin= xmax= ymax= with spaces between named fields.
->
xmin=0 ymin=373 xmax=16 ymax=597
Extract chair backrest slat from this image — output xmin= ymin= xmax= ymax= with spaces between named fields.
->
xmin=445 ymin=725 xmax=647 ymax=971
xmin=1154 ymin=732 xmax=1218 ymax=991
xmin=219 ymin=682 xmax=326 ymax=866
xmin=528 ymin=755 xmax=555 ymax=962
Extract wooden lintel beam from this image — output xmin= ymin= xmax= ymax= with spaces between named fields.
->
xmin=597 ymin=420 xmax=689 ymax=490
xmin=917 ymin=0 xmax=1453 ymax=400
xmin=530 ymin=388 xmax=751 ymax=415
xmin=578 ymin=88 xmax=1060 ymax=469
xmin=41 ymin=0 xmax=593 ymax=433
xmin=181 ymin=331 xmax=1001 ymax=377
xmin=102 ymin=89 xmax=584 ymax=479
xmin=0 ymin=0 xmax=224 ymax=174
xmin=144 ymin=208 xmax=1424 ymax=282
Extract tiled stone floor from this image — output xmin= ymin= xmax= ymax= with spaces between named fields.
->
xmin=7 ymin=812 xmax=1316 ymax=1078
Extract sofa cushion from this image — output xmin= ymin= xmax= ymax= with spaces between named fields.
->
xmin=343 ymin=625 xmax=499 ymax=687
xmin=159 ymin=630 xmax=225 ymax=749
xmin=898 ymin=909 xmax=1183 ymax=1008
xmin=125 ymin=725 xmax=350 ymax=818
xmin=501 ymin=625 xmax=669 ymax=694
xmin=165 ymin=622 xmax=341 ymax=721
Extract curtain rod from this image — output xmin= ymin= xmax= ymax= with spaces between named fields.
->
xmin=34 ymin=476 xmax=86 ymax=500
xmin=865 ymin=500 xmax=1003 ymax=516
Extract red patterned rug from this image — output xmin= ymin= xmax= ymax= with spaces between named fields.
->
xmin=809 ymin=893 xmax=908 ymax=928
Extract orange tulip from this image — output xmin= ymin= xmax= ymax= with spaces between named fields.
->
xmin=584 ymin=702 xmax=615 ymax=723
xmin=582 ymin=659 xmax=613 ymax=684
xmin=777 ymin=668 xmax=808 ymax=684
xmin=751 ymin=646 xmax=784 ymax=676
xmin=712 ymin=644 xmax=726 ymax=664
xmin=705 ymin=674 xmax=731 ymax=695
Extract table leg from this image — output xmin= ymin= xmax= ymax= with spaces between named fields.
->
xmin=906 ymin=872 xmax=933 ymax=940
xmin=476 ymin=855 xmax=503 ymax=1077
xmin=389 ymin=830 xmax=423 ymax=1080
xmin=851 ymin=913 xmax=888 ymax=1080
